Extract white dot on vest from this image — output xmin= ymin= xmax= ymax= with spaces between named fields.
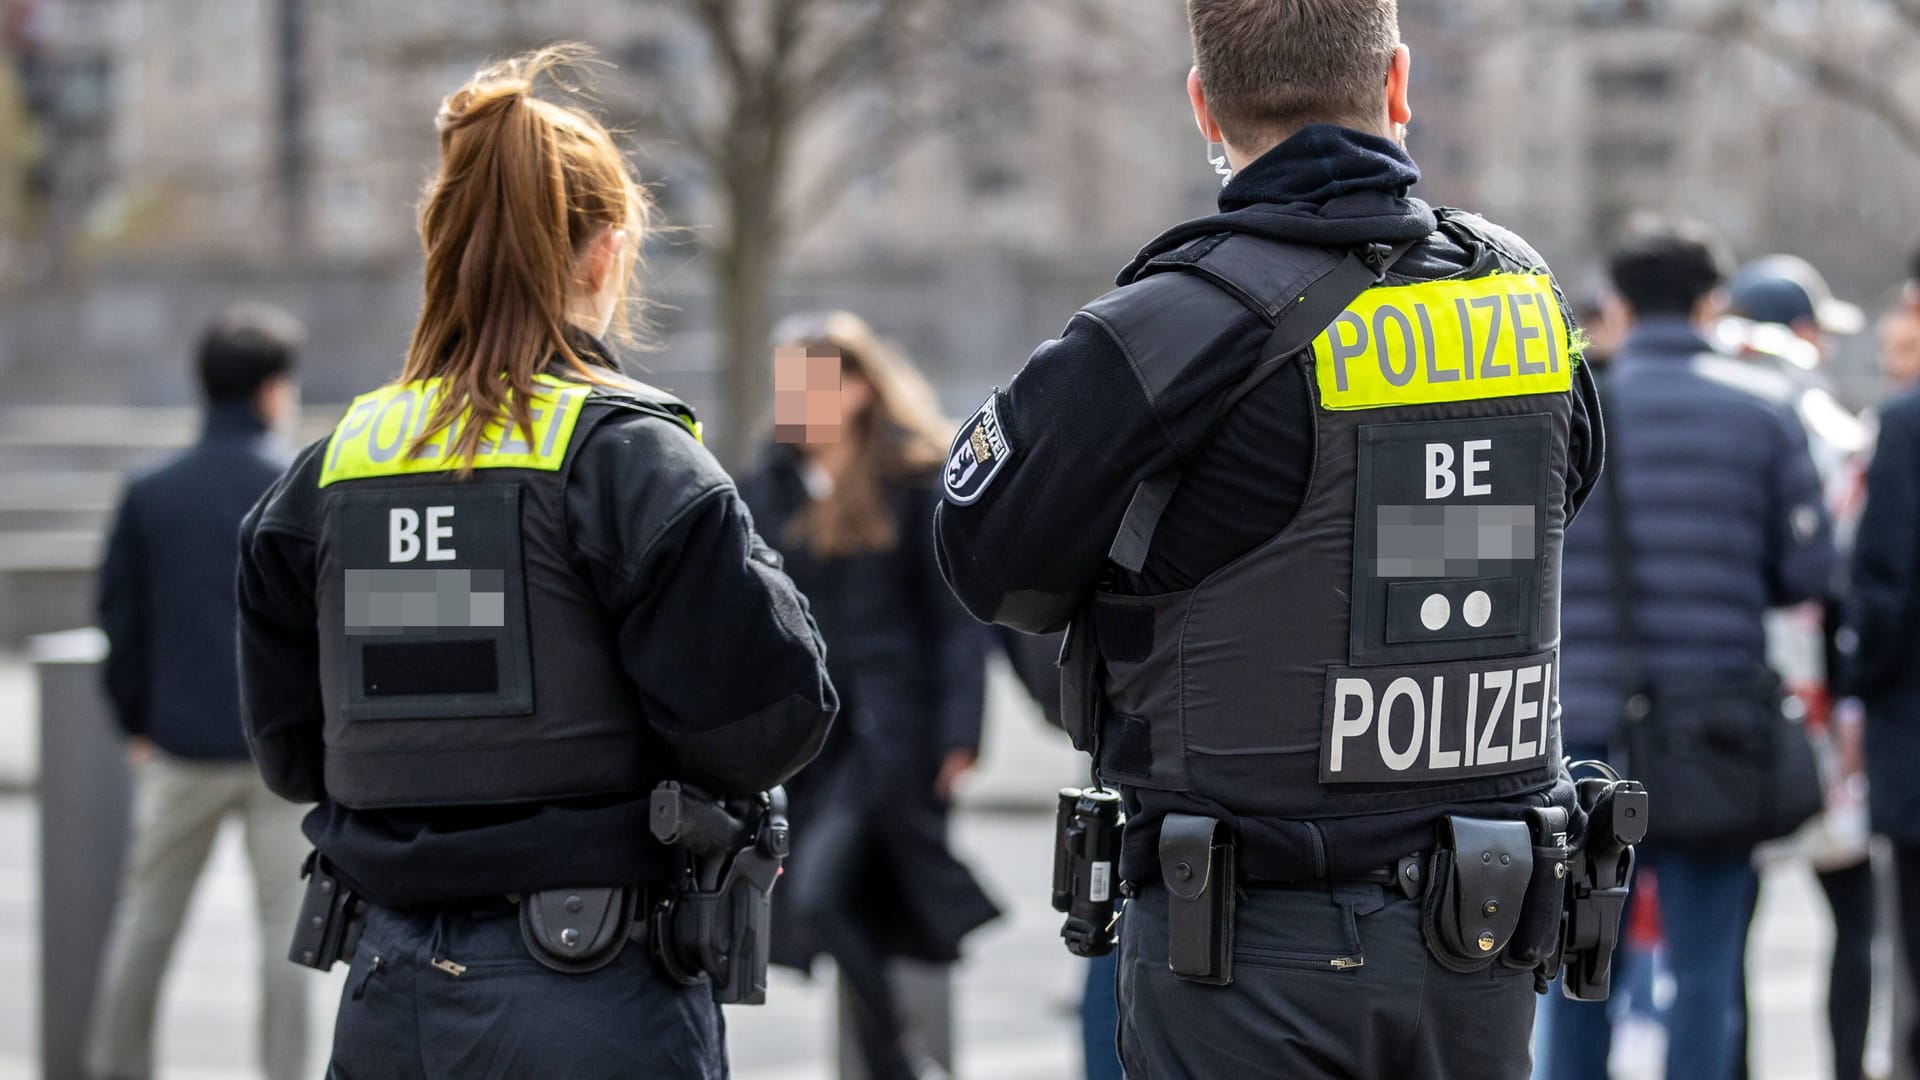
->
xmin=1463 ymin=590 xmax=1493 ymax=628
xmin=1420 ymin=593 xmax=1451 ymax=631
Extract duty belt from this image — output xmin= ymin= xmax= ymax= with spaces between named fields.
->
xmin=1245 ymin=855 xmax=1433 ymax=900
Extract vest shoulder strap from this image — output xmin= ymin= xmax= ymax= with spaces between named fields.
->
xmin=1106 ymin=234 xmax=1425 ymax=574
xmin=585 ymin=378 xmax=703 ymax=443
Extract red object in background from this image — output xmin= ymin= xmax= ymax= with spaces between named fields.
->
xmin=1626 ymin=866 xmax=1663 ymax=949
xmin=1789 ymin=679 xmax=1832 ymax=732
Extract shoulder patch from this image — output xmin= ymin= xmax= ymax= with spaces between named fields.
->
xmin=944 ymin=390 xmax=1014 ymax=506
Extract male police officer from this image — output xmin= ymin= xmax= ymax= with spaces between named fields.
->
xmin=935 ymin=2 xmax=1604 ymax=1077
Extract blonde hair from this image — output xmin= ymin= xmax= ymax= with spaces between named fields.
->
xmin=401 ymin=44 xmax=650 ymax=467
xmin=777 ymin=312 xmax=953 ymax=558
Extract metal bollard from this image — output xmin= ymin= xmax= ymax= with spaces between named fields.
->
xmin=31 ymin=629 xmax=129 ymax=1080
xmin=835 ymin=961 xmax=954 ymax=1080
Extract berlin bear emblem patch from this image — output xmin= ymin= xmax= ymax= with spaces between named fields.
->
xmin=944 ymin=390 xmax=1012 ymax=505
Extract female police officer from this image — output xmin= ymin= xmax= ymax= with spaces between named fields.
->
xmin=234 ymin=46 xmax=836 ymax=1078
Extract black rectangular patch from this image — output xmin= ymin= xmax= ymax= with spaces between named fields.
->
xmin=1350 ymin=414 xmax=1549 ymax=666
xmin=1092 ymin=597 xmax=1155 ymax=664
xmin=362 ymin=640 xmax=498 ymax=697
xmin=330 ymin=484 xmax=534 ymax=721
xmin=1319 ymin=650 xmax=1556 ymax=784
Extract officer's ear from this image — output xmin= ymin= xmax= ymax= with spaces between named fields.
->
xmin=1187 ymin=68 xmax=1225 ymax=145
xmin=577 ymin=226 xmax=627 ymax=296
xmin=1386 ymin=44 xmax=1413 ymax=130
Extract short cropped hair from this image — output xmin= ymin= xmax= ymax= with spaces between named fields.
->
xmin=1187 ymin=0 xmax=1400 ymax=144
xmin=196 ymin=303 xmax=303 ymax=404
xmin=1607 ymin=216 xmax=1728 ymax=319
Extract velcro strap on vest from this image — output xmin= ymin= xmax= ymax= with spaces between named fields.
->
xmin=1107 ymin=236 xmax=1424 ymax=573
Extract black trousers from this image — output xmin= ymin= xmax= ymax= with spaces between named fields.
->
xmin=326 ymin=903 xmax=727 ymax=1080
xmin=1117 ymin=881 xmax=1536 ymax=1080
xmin=791 ymin=804 xmax=919 ymax=1080
xmin=1818 ymin=860 xmax=1875 ymax=1080
xmin=1892 ymin=845 xmax=1920 ymax=1075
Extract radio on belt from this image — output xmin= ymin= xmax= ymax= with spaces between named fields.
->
xmin=1053 ymin=787 xmax=1124 ymax=957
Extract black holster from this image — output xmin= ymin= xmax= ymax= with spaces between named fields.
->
xmin=288 ymin=851 xmax=363 ymax=972
xmin=1420 ymin=815 xmax=1534 ymax=973
xmin=1057 ymin=613 xmax=1109 ymax=755
xmin=1159 ymin=813 xmax=1236 ymax=985
xmin=646 ymin=782 xmax=790 ymax=1005
xmin=1559 ymin=773 xmax=1648 ymax=1001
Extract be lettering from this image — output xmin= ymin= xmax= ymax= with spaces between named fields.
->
xmin=1425 ymin=439 xmax=1493 ymax=500
xmin=389 ymin=506 xmax=457 ymax=562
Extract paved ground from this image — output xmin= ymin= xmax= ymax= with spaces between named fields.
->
xmin=0 ymin=650 xmax=1855 ymax=1077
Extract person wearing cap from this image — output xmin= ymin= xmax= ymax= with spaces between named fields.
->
xmin=1722 ymin=254 xmax=1874 ymax=1080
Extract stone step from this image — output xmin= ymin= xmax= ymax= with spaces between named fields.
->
xmin=0 ymin=532 xmax=101 ymax=573
xmin=0 ymin=405 xmax=197 ymax=447
xmin=0 ymin=510 xmax=108 ymax=535
xmin=0 ymin=470 xmax=123 ymax=513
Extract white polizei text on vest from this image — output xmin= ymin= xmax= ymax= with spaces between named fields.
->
xmin=1326 ymin=659 xmax=1553 ymax=777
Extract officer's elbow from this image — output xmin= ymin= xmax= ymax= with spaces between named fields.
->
xmin=674 ymin=694 xmax=837 ymax=796
xmin=990 ymin=588 xmax=1081 ymax=635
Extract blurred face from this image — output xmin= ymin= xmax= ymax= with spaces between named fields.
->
xmin=774 ymin=345 xmax=871 ymax=448
xmin=1882 ymin=311 xmax=1920 ymax=389
xmin=255 ymin=373 xmax=301 ymax=437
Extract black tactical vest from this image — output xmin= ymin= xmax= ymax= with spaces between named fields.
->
xmin=1078 ymin=218 xmax=1574 ymax=820
xmin=311 ymin=373 xmax=700 ymax=810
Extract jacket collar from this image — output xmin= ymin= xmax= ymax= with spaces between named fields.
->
xmin=201 ymin=401 xmax=269 ymax=442
xmin=1117 ymin=124 xmax=1437 ymax=285
xmin=1617 ymin=316 xmax=1715 ymax=363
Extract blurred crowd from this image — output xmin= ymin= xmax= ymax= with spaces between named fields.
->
xmin=1535 ymin=225 xmax=1920 ymax=1080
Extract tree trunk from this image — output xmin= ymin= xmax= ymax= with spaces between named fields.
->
xmin=718 ymin=166 xmax=781 ymax=471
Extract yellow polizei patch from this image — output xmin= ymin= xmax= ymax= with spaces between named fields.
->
xmin=318 ymin=375 xmax=590 ymax=488
xmin=1312 ymin=273 xmax=1573 ymax=411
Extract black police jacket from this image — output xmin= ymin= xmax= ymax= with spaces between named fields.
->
xmin=237 ymin=342 xmax=838 ymax=908
xmin=98 ymin=403 xmax=291 ymax=760
xmin=934 ymin=125 xmax=1604 ymax=883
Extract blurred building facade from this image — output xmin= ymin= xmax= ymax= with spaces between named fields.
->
xmin=1401 ymin=0 xmax=1920 ymax=315
xmin=7 ymin=0 xmax=1916 ymax=398
xmin=0 ymin=0 xmax=1206 ymax=408
xmin=1 ymin=0 xmax=1917 ymax=641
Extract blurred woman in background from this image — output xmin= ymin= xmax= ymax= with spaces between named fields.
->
xmin=741 ymin=312 xmax=999 ymax=1080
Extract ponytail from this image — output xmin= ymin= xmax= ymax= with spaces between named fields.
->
xmin=402 ymin=45 xmax=649 ymax=468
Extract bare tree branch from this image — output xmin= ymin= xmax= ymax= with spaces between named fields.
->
xmin=1888 ymin=0 xmax=1920 ymax=36
xmin=1700 ymin=2 xmax=1920 ymax=157
xmin=690 ymin=0 xmax=749 ymax=90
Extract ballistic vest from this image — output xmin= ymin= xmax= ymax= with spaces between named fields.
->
xmin=1082 ymin=216 xmax=1574 ymax=819
xmin=311 ymin=373 xmax=700 ymax=810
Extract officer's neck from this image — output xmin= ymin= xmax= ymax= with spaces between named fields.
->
xmin=1220 ymin=119 xmax=1397 ymax=173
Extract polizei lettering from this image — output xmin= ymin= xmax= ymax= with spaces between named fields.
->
xmin=1311 ymin=274 xmax=1573 ymax=411
xmin=1319 ymin=650 xmax=1557 ymax=784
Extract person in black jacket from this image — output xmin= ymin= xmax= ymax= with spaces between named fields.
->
xmin=88 ymin=304 xmax=310 ymax=1080
xmin=935 ymin=3 xmax=1604 ymax=1077
xmin=235 ymin=48 xmax=835 ymax=1079
xmin=1851 ymin=368 xmax=1920 ymax=1074
xmin=740 ymin=311 xmax=998 ymax=1080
